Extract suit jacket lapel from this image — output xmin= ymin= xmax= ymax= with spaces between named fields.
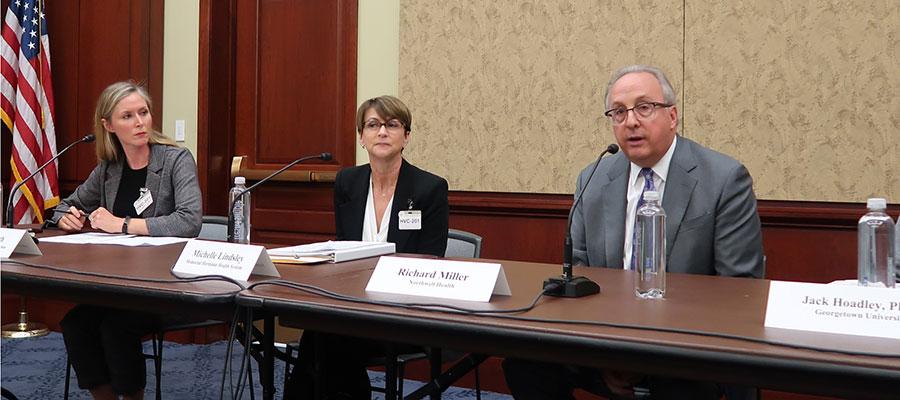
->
xmin=142 ymin=145 xmax=164 ymax=217
xmin=602 ymin=155 xmax=629 ymax=268
xmin=388 ymin=159 xmax=413 ymax=251
xmin=104 ymin=161 xmax=123 ymax=209
xmin=662 ymin=138 xmax=698 ymax=258
xmin=343 ymin=165 xmax=370 ymax=240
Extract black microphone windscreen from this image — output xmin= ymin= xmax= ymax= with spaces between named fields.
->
xmin=607 ymin=144 xmax=619 ymax=154
xmin=82 ymin=134 xmax=96 ymax=143
xmin=320 ymin=152 xmax=333 ymax=161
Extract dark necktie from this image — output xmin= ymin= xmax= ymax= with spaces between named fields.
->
xmin=631 ymin=168 xmax=656 ymax=269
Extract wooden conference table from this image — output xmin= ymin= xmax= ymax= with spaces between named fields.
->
xmin=2 ymin=239 xmax=240 ymax=320
xmin=240 ymin=255 xmax=900 ymax=400
xmin=0 ymin=236 xmax=278 ymax=398
xmin=3 ymin=237 xmax=898 ymax=399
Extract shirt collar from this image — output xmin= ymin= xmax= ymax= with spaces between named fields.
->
xmin=628 ymin=135 xmax=677 ymax=186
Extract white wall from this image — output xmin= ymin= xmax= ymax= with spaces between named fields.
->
xmin=356 ymin=0 xmax=401 ymax=165
xmin=161 ymin=0 xmax=200 ymax=156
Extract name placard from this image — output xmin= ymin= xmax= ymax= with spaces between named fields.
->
xmin=365 ymin=256 xmax=511 ymax=302
xmin=171 ymin=239 xmax=279 ymax=281
xmin=0 ymin=228 xmax=42 ymax=258
xmin=765 ymin=280 xmax=900 ymax=340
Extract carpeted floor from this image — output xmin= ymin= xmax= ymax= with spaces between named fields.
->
xmin=0 ymin=332 xmax=511 ymax=400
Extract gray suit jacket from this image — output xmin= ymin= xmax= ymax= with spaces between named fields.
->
xmin=571 ymin=137 xmax=764 ymax=277
xmin=52 ymin=144 xmax=202 ymax=237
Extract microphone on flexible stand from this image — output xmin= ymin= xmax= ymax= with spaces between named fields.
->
xmin=543 ymin=143 xmax=619 ymax=297
xmin=6 ymin=134 xmax=96 ymax=229
xmin=226 ymin=152 xmax=333 ymax=243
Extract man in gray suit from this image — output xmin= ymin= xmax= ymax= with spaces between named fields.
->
xmin=572 ymin=65 xmax=764 ymax=276
xmin=503 ymin=65 xmax=764 ymax=399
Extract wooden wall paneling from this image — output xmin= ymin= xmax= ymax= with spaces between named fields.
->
xmin=45 ymin=0 xmax=79 ymax=195
xmin=758 ymin=201 xmax=898 ymax=283
xmin=54 ymin=0 xmax=165 ymax=195
xmin=233 ymin=0 xmax=258 ymax=163
xmin=197 ymin=0 xmax=236 ymax=216
xmin=234 ymin=0 xmax=356 ymax=169
xmin=147 ymin=0 xmax=164 ymax=121
xmin=252 ymin=182 xmax=338 ymax=246
xmin=232 ymin=0 xmax=357 ymax=243
xmin=449 ymin=191 xmax=570 ymax=263
xmin=446 ymin=195 xmax=897 ymax=285
xmin=762 ymin=226 xmax=857 ymax=283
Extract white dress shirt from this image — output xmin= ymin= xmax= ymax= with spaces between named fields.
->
xmin=623 ymin=136 xmax=677 ymax=269
xmin=361 ymin=176 xmax=393 ymax=243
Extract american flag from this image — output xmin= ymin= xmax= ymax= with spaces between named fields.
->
xmin=1 ymin=0 xmax=58 ymax=224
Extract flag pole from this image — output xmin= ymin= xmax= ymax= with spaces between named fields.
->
xmin=2 ymin=0 xmax=50 ymax=339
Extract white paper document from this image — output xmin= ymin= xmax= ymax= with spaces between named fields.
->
xmin=267 ymin=241 xmax=395 ymax=264
xmin=40 ymin=232 xmax=190 ymax=247
xmin=365 ymin=256 xmax=511 ymax=302
xmin=765 ymin=280 xmax=900 ymax=340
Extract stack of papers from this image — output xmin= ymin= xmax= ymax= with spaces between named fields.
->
xmin=40 ymin=232 xmax=190 ymax=247
xmin=267 ymin=241 xmax=395 ymax=264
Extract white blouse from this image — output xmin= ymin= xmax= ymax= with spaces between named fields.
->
xmin=361 ymin=176 xmax=394 ymax=243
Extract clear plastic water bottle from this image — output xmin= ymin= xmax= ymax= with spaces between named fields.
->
xmin=634 ymin=190 xmax=666 ymax=299
xmin=896 ymin=216 xmax=899 ymax=284
xmin=228 ymin=177 xmax=251 ymax=244
xmin=857 ymin=198 xmax=895 ymax=288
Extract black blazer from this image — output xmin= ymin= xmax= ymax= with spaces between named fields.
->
xmin=334 ymin=159 xmax=449 ymax=257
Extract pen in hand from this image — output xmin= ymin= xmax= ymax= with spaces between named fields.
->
xmin=53 ymin=207 xmax=98 ymax=233
xmin=53 ymin=209 xmax=80 ymax=216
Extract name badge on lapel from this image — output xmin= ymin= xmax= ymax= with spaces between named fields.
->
xmin=398 ymin=210 xmax=422 ymax=230
xmin=134 ymin=188 xmax=153 ymax=214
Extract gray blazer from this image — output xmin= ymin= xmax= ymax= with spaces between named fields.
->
xmin=52 ymin=144 xmax=202 ymax=237
xmin=571 ymin=137 xmax=764 ymax=278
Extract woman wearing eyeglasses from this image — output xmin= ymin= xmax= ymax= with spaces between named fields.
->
xmin=285 ymin=95 xmax=449 ymax=399
xmin=335 ymin=95 xmax=449 ymax=255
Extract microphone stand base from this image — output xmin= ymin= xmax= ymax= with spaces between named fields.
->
xmin=2 ymin=310 xmax=49 ymax=339
xmin=543 ymin=275 xmax=600 ymax=297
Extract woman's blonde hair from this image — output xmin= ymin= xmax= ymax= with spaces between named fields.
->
xmin=93 ymin=81 xmax=176 ymax=161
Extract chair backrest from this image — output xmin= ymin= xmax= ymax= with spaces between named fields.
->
xmin=445 ymin=229 xmax=483 ymax=258
xmin=198 ymin=215 xmax=228 ymax=241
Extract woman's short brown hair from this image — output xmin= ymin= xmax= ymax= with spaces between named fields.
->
xmin=93 ymin=81 xmax=175 ymax=162
xmin=355 ymin=95 xmax=412 ymax=134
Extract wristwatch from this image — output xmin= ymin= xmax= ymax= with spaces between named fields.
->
xmin=122 ymin=216 xmax=131 ymax=234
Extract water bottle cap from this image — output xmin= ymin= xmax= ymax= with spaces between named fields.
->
xmin=234 ymin=176 xmax=246 ymax=185
xmin=866 ymin=198 xmax=886 ymax=210
xmin=643 ymin=191 xmax=660 ymax=201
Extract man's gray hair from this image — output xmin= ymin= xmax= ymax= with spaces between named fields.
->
xmin=604 ymin=65 xmax=677 ymax=110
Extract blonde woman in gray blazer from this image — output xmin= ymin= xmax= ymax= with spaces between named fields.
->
xmin=52 ymin=81 xmax=201 ymax=400
xmin=52 ymin=85 xmax=201 ymax=237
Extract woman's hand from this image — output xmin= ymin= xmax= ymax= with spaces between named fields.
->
xmin=57 ymin=206 xmax=87 ymax=232
xmin=88 ymin=207 xmax=124 ymax=234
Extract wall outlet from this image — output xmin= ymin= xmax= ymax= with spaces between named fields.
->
xmin=175 ymin=120 xmax=185 ymax=142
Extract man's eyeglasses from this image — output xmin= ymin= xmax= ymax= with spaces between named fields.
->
xmin=363 ymin=119 xmax=405 ymax=133
xmin=604 ymin=102 xmax=672 ymax=124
